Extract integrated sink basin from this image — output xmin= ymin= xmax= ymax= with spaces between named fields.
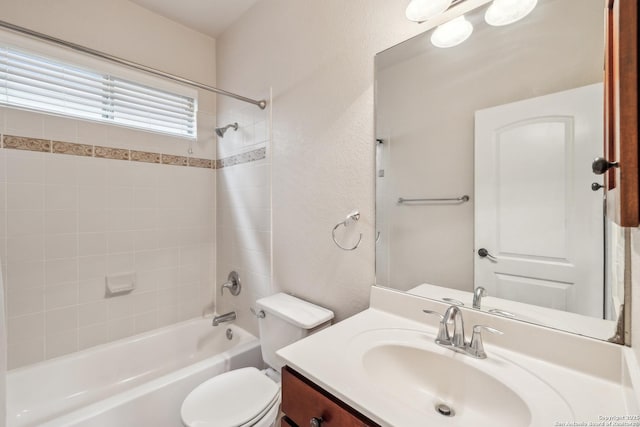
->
xmin=347 ymin=329 xmax=574 ymax=426
xmin=277 ymin=288 xmax=629 ymax=427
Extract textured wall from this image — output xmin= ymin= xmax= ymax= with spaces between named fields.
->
xmin=215 ymin=0 xmax=446 ymax=322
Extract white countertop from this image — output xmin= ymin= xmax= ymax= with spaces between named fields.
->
xmin=277 ymin=286 xmax=636 ymax=427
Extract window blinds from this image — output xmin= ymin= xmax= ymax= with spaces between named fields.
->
xmin=0 ymin=47 xmax=197 ymax=139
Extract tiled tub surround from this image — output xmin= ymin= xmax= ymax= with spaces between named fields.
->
xmin=0 ymin=104 xmax=269 ymax=369
xmin=215 ymin=101 xmax=273 ymax=337
xmin=0 ymin=139 xmax=218 ymax=369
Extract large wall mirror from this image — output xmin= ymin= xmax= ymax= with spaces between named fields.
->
xmin=375 ymin=0 xmax=627 ymax=341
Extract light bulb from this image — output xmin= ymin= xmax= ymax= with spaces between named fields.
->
xmin=406 ymin=0 xmax=454 ymax=23
xmin=485 ymin=0 xmax=538 ymax=26
xmin=430 ymin=15 xmax=474 ymax=48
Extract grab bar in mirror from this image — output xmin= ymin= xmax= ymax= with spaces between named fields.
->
xmin=397 ymin=195 xmax=470 ymax=204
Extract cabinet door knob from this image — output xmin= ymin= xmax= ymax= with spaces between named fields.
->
xmin=592 ymin=157 xmax=619 ymax=175
xmin=310 ymin=417 xmax=323 ymax=427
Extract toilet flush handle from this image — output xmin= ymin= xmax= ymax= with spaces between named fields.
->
xmin=250 ymin=307 xmax=265 ymax=319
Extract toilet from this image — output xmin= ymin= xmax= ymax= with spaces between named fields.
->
xmin=181 ymin=293 xmax=334 ymax=427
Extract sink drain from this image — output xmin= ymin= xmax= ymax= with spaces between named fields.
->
xmin=435 ymin=403 xmax=455 ymax=417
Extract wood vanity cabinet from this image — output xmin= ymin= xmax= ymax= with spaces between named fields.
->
xmin=603 ymin=0 xmax=638 ymax=226
xmin=280 ymin=366 xmax=380 ymax=427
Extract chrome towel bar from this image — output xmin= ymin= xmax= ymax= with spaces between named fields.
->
xmin=397 ymin=195 xmax=470 ymax=204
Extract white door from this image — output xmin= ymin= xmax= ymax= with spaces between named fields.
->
xmin=474 ymin=83 xmax=604 ymax=318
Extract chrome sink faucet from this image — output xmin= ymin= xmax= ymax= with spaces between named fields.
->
xmin=424 ymin=305 xmax=502 ymax=359
xmin=444 ymin=305 xmax=466 ymax=348
xmin=473 ymin=286 xmax=487 ymax=309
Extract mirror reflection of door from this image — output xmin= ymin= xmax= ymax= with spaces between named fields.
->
xmin=474 ymin=83 xmax=604 ymax=318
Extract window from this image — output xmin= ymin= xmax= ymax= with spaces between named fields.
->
xmin=0 ymin=47 xmax=197 ymax=139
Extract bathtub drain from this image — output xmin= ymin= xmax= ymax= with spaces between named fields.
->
xmin=226 ymin=328 xmax=233 ymax=340
xmin=435 ymin=403 xmax=454 ymax=417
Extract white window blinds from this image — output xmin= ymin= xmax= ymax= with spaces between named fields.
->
xmin=0 ymin=47 xmax=197 ymax=139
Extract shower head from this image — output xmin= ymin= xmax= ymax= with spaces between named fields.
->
xmin=215 ymin=122 xmax=238 ymax=138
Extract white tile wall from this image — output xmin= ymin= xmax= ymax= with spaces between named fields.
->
xmin=0 ymin=107 xmax=217 ymax=369
xmin=216 ymin=103 xmax=272 ymax=336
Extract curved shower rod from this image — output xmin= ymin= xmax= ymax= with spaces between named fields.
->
xmin=0 ymin=20 xmax=267 ymax=110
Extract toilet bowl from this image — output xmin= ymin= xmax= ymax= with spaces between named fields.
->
xmin=181 ymin=367 xmax=281 ymax=427
xmin=181 ymin=293 xmax=334 ymax=427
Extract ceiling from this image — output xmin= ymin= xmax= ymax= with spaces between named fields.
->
xmin=129 ymin=0 xmax=261 ymax=38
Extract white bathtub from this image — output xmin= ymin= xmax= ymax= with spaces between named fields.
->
xmin=6 ymin=319 xmax=262 ymax=427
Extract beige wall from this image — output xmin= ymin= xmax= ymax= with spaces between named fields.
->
xmin=0 ymin=0 xmax=216 ymax=85
xmin=0 ymin=0 xmax=218 ymax=369
xmin=215 ymin=0 xmax=606 ymax=323
xmin=216 ymin=0 xmax=434 ymax=322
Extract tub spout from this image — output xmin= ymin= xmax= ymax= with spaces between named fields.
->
xmin=212 ymin=311 xmax=236 ymax=326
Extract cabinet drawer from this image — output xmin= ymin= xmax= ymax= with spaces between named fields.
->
xmin=281 ymin=366 xmax=379 ymax=427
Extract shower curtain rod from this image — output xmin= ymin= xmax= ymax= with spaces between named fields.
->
xmin=0 ymin=20 xmax=267 ymax=110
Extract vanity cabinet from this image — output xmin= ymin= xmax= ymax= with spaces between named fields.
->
xmin=280 ymin=366 xmax=380 ymax=427
xmin=603 ymin=0 xmax=638 ymax=226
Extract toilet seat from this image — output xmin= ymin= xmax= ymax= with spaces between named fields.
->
xmin=181 ymin=367 xmax=280 ymax=427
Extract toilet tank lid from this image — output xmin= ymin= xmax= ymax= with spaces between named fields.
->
xmin=256 ymin=293 xmax=334 ymax=329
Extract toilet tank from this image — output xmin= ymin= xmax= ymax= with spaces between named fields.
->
xmin=256 ymin=293 xmax=334 ymax=372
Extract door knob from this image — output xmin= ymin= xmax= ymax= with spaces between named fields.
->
xmin=591 ymin=182 xmax=604 ymax=191
xmin=310 ymin=417 xmax=323 ymax=427
xmin=592 ymin=157 xmax=619 ymax=175
xmin=478 ymin=248 xmax=497 ymax=262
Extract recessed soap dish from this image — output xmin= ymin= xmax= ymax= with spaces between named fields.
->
xmin=105 ymin=272 xmax=136 ymax=297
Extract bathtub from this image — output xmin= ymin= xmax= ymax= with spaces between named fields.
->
xmin=6 ymin=319 xmax=262 ymax=427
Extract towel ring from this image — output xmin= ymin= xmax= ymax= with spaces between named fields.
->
xmin=332 ymin=210 xmax=363 ymax=251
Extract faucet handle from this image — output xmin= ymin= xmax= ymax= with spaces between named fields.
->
xmin=423 ymin=310 xmax=450 ymax=344
xmin=468 ymin=325 xmax=503 ymax=359
xmin=220 ymin=271 xmax=241 ymax=296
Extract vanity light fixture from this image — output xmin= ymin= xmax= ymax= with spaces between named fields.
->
xmin=405 ymin=0 xmax=454 ymax=23
xmin=485 ymin=0 xmax=538 ymax=26
xmin=430 ymin=15 xmax=473 ymax=48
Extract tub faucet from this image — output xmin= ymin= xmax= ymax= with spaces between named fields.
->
xmin=212 ymin=311 xmax=236 ymax=326
xmin=473 ymin=286 xmax=487 ymax=309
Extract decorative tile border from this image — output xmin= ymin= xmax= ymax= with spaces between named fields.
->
xmin=161 ymin=154 xmax=189 ymax=167
xmin=216 ymin=147 xmax=266 ymax=169
xmin=4 ymin=135 xmax=51 ymax=152
xmin=52 ymin=141 xmax=93 ymax=157
xmin=189 ymin=157 xmax=213 ymax=169
xmin=131 ymin=150 xmax=161 ymax=164
xmin=0 ymin=134 xmax=265 ymax=170
xmin=95 ymin=145 xmax=130 ymax=161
